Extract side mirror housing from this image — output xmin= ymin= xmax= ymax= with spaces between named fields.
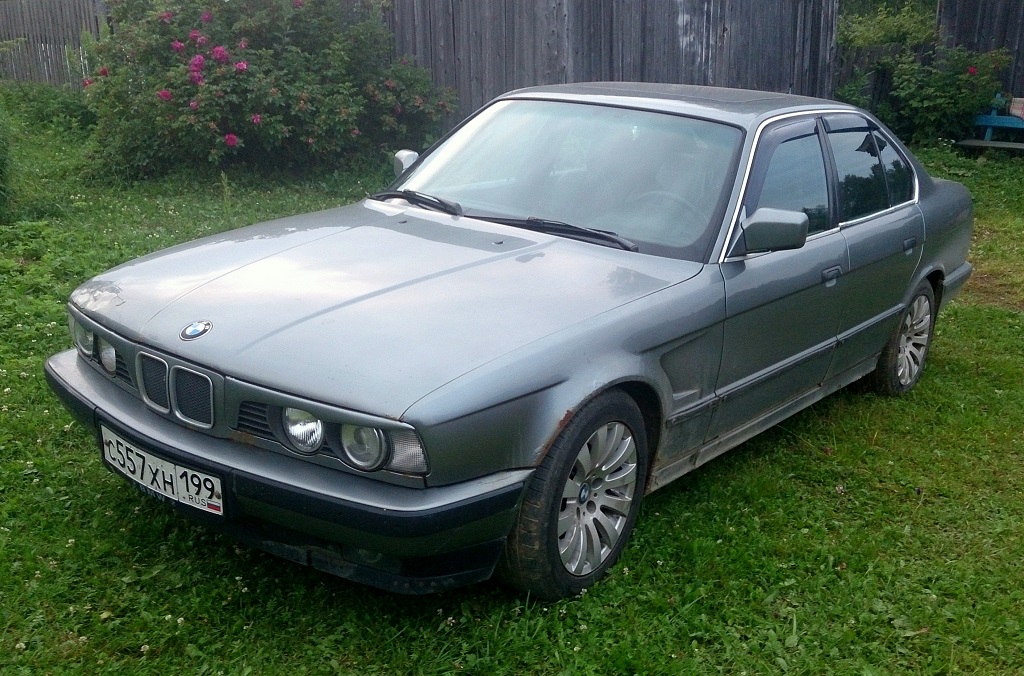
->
xmin=393 ymin=149 xmax=419 ymax=178
xmin=731 ymin=207 xmax=809 ymax=256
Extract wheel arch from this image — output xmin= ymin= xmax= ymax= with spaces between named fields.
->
xmin=925 ymin=268 xmax=945 ymax=308
xmin=613 ymin=380 xmax=664 ymax=475
xmin=535 ymin=376 xmax=665 ymax=467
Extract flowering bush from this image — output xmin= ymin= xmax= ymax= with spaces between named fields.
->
xmin=836 ymin=4 xmax=1010 ymax=145
xmin=887 ymin=47 xmax=1010 ymax=144
xmin=86 ymin=0 xmax=454 ymax=176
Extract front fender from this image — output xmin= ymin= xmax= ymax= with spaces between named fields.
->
xmin=407 ymin=267 xmax=726 ymax=487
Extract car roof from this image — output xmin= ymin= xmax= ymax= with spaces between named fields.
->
xmin=500 ymin=82 xmax=855 ymax=128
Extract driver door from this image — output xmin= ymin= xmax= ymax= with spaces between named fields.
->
xmin=707 ymin=116 xmax=847 ymax=439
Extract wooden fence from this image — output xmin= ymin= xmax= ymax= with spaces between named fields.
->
xmin=386 ymin=0 xmax=840 ymax=119
xmin=3 ymin=0 xmax=839 ymax=117
xmin=939 ymin=0 xmax=1024 ymax=94
xmin=0 ymin=0 xmax=105 ymax=86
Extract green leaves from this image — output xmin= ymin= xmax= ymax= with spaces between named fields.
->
xmin=0 ymin=110 xmax=10 ymax=225
xmin=885 ymin=47 xmax=1011 ymax=144
xmin=85 ymin=0 xmax=454 ymax=178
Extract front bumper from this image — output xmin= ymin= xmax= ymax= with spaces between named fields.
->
xmin=45 ymin=349 xmax=530 ymax=594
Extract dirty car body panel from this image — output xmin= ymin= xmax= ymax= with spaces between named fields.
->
xmin=45 ymin=83 xmax=973 ymax=597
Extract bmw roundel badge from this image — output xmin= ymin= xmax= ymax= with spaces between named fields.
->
xmin=180 ymin=320 xmax=213 ymax=341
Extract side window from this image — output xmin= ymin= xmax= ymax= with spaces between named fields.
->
xmin=746 ymin=120 xmax=831 ymax=234
xmin=873 ymin=131 xmax=914 ymax=205
xmin=824 ymin=114 xmax=889 ymax=222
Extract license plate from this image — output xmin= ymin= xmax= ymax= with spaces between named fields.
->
xmin=101 ymin=426 xmax=224 ymax=516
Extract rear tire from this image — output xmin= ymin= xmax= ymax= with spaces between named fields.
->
xmin=867 ymin=281 xmax=935 ymax=395
xmin=498 ymin=390 xmax=648 ymax=600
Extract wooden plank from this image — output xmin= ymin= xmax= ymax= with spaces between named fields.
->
xmin=975 ymin=113 xmax=1024 ymax=129
xmin=958 ymin=139 xmax=1024 ymax=150
xmin=0 ymin=0 xmax=104 ymax=86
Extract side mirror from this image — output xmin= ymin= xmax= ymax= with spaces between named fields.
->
xmin=393 ymin=149 xmax=419 ymax=178
xmin=731 ymin=207 xmax=809 ymax=256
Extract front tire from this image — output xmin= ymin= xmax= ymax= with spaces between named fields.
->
xmin=498 ymin=390 xmax=648 ymax=600
xmin=868 ymin=281 xmax=935 ymax=395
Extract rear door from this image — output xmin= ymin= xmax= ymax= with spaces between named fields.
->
xmin=821 ymin=114 xmax=924 ymax=379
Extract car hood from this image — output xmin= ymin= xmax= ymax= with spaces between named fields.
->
xmin=72 ymin=201 xmax=701 ymax=418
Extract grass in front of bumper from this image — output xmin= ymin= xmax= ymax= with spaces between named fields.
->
xmin=3 ymin=106 xmax=1024 ymax=673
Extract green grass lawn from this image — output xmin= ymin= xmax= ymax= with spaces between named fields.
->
xmin=1 ymin=109 xmax=1023 ymax=674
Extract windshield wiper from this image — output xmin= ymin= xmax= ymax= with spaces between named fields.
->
xmin=475 ymin=215 xmax=638 ymax=252
xmin=370 ymin=189 xmax=463 ymax=217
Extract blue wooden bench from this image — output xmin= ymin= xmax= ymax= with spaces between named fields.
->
xmin=959 ymin=94 xmax=1024 ymax=150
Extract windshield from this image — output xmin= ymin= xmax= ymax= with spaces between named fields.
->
xmin=394 ymin=99 xmax=743 ymax=261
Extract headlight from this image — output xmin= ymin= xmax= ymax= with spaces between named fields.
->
xmin=70 ymin=317 xmax=94 ymax=357
xmin=97 ymin=336 xmax=117 ymax=374
xmin=340 ymin=425 xmax=389 ymax=471
xmin=282 ymin=408 xmax=324 ymax=453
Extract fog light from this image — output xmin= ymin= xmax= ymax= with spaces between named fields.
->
xmin=340 ymin=425 xmax=388 ymax=471
xmin=282 ymin=408 xmax=324 ymax=453
xmin=97 ymin=337 xmax=117 ymax=374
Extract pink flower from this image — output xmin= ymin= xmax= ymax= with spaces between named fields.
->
xmin=189 ymin=54 xmax=206 ymax=72
xmin=190 ymin=72 xmax=204 ymax=85
xmin=251 ymin=114 xmax=262 ymax=124
xmin=200 ymin=11 xmax=213 ymax=23
xmin=238 ymin=39 xmax=248 ymax=50
xmin=293 ymin=0 xmax=303 ymax=7
xmin=224 ymin=133 xmax=239 ymax=147
xmin=159 ymin=11 xmax=174 ymax=23
xmin=307 ymin=137 xmax=314 ymax=145
xmin=197 ymin=35 xmax=209 ymax=47
xmin=211 ymin=45 xmax=230 ymax=63
xmin=190 ymin=100 xmax=199 ymax=110
xmin=82 ymin=78 xmax=94 ymax=88
xmin=188 ymin=29 xmax=202 ymax=42
xmin=234 ymin=61 xmax=248 ymax=72
xmin=351 ymin=128 xmax=360 ymax=137
xmin=98 ymin=67 xmax=109 ymax=77
xmin=968 ymin=66 xmax=979 ymax=76
xmin=157 ymin=89 xmax=172 ymax=101
xmin=171 ymin=39 xmax=185 ymax=53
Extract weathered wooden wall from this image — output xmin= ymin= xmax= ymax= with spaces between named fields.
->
xmin=939 ymin=0 xmax=1024 ymax=94
xmin=0 ymin=0 xmax=105 ymax=86
xmin=387 ymin=0 xmax=840 ymax=119
xmin=2 ymin=0 xmax=840 ymax=110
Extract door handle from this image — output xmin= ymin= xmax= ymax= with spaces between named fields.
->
xmin=821 ymin=266 xmax=843 ymax=285
xmin=904 ymin=237 xmax=917 ymax=253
